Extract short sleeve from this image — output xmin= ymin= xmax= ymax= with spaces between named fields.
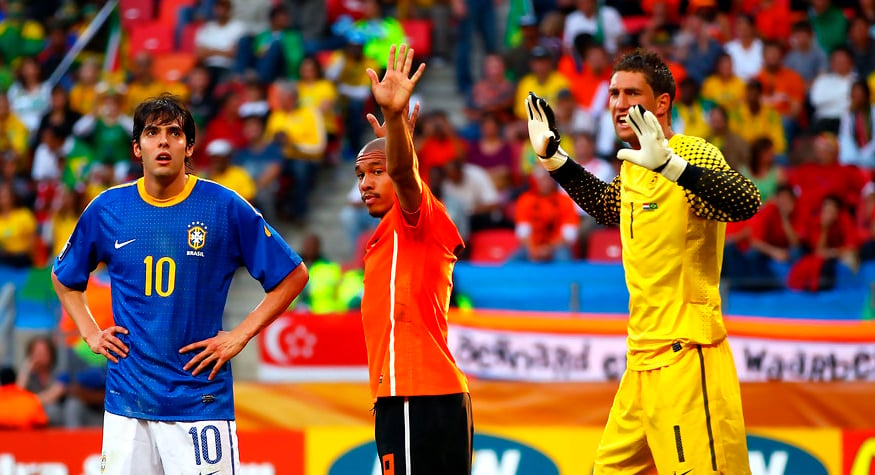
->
xmin=52 ymin=202 xmax=102 ymax=291
xmin=231 ymin=195 xmax=302 ymax=292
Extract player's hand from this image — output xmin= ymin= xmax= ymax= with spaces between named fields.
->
xmin=180 ymin=330 xmax=248 ymax=381
xmin=366 ymin=44 xmax=425 ymax=118
xmin=84 ymin=326 xmax=129 ymax=364
xmin=367 ymin=101 xmax=420 ymax=138
xmin=616 ymin=104 xmax=687 ymax=181
xmin=525 ymin=92 xmax=568 ymax=171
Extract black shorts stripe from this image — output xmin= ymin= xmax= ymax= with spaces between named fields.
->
xmin=673 ymin=425 xmax=685 ymax=463
xmin=697 ymin=345 xmax=718 ymax=471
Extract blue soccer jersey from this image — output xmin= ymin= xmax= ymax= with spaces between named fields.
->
xmin=53 ymin=176 xmax=302 ymax=421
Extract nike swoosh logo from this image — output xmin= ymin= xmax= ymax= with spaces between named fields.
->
xmin=114 ymin=239 xmax=136 ymax=249
xmin=200 ymin=471 xmax=220 ymax=475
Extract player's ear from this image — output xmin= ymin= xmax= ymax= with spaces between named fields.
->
xmin=655 ymin=92 xmax=671 ymax=117
xmin=131 ymin=139 xmax=142 ymax=159
xmin=185 ymin=142 xmax=195 ymax=157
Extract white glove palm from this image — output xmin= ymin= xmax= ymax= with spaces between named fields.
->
xmin=616 ymin=105 xmax=687 ymax=181
xmin=526 ymin=92 xmax=569 ymax=171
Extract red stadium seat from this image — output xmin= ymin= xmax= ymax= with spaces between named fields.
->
xmin=401 ymin=19 xmax=432 ymax=59
xmin=119 ymin=0 xmax=154 ymax=30
xmin=128 ymin=22 xmax=175 ymax=56
xmin=179 ymin=23 xmax=199 ymax=54
xmin=158 ymin=0 xmax=196 ymax=27
xmin=468 ymin=229 xmax=519 ymax=264
xmin=152 ymin=52 xmax=196 ymax=82
xmin=586 ymin=227 xmax=622 ymax=262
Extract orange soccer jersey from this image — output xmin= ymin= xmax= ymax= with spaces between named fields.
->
xmin=361 ymin=185 xmax=469 ymax=400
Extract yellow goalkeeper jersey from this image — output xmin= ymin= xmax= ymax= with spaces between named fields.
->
xmin=619 ymin=134 xmax=732 ymax=369
xmin=552 ymin=133 xmax=761 ymax=371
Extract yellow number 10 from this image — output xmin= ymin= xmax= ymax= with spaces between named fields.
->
xmin=144 ymin=256 xmax=176 ymax=297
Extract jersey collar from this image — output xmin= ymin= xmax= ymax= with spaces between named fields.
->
xmin=136 ymin=175 xmax=198 ymax=207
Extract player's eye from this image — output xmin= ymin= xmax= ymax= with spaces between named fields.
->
xmin=356 ymin=173 xmax=364 ymax=180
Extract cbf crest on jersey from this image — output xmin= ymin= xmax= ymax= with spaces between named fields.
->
xmin=187 ymin=221 xmax=207 ymax=257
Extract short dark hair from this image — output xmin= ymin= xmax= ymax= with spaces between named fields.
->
xmin=612 ymin=48 xmax=676 ymax=105
xmin=0 ymin=366 xmax=14 ymax=386
xmin=132 ymin=94 xmax=196 ymax=148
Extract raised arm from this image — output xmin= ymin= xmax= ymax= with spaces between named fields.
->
xmin=366 ymin=44 xmax=426 ymax=220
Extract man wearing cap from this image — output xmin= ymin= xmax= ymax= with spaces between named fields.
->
xmin=513 ymin=45 xmax=569 ymax=120
xmin=206 ymin=138 xmax=256 ymax=202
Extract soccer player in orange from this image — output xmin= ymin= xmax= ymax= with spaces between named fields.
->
xmin=527 ymin=49 xmax=761 ymax=474
xmin=357 ymin=44 xmax=472 ymax=475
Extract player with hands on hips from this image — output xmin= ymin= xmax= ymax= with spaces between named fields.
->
xmin=526 ymin=49 xmax=761 ymax=474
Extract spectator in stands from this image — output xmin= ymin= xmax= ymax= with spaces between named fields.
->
xmin=7 ymin=56 xmax=50 ymax=136
xmin=671 ymin=77 xmax=710 ymax=139
xmin=465 ymin=53 xmax=516 ymax=126
xmin=442 ymin=156 xmax=506 ymax=233
xmin=538 ymin=11 xmax=565 ymax=60
xmin=0 ymin=182 xmax=36 ymax=268
xmin=125 ymin=52 xmax=187 ymax=115
xmin=802 ymin=194 xmax=860 ymax=273
xmin=749 ymin=184 xmax=804 ymax=267
xmin=0 ymin=151 xmax=33 ymax=208
xmin=44 ymin=185 xmax=82 ymax=259
xmin=729 ymin=79 xmax=787 ymax=158
xmin=467 ymin=113 xmax=516 ymax=200
xmin=512 ymin=168 xmax=579 ymax=262
xmin=809 ymin=46 xmax=856 ymax=135
xmin=570 ymin=130 xmax=614 ymax=256
xmin=333 ymin=0 xmax=405 ymax=70
xmin=297 ymin=56 xmax=339 ymax=157
xmin=723 ymin=14 xmax=762 ymax=82
xmin=0 ymin=93 xmax=29 ymax=159
xmin=293 ymin=233 xmax=343 ymax=314
xmin=755 ymin=43 xmax=805 ymax=149
xmin=839 ymin=80 xmax=875 ymax=168
xmin=848 ymin=17 xmax=875 ymax=79
xmin=503 ymin=14 xmax=542 ymax=82
xmin=38 ymin=19 xmax=70 ymax=84
xmin=16 ymin=335 xmax=64 ymax=426
xmin=743 ymin=137 xmax=785 ymax=202
xmin=265 ymin=80 xmax=326 ymax=221
xmin=237 ymin=4 xmax=305 ymax=84
xmin=784 ymin=20 xmax=829 ymax=87
xmin=416 ymin=110 xmax=467 ymax=184
xmin=184 ymin=62 xmax=216 ymax=128
xmin=674 ymin=10 xmax=724 ymax=85
xmin=562 ymin=0 xmax=625 ymax=55
xmin=194 ymin=0 xmax=247 ymax=92
xmin=0 ymin=0 xmax=45 ymax=64
xmin=68 ymin=57 xmax=101 ymax=117
xmin=34 ymin=85 xmax=80 ymax=153
xmin=514 ymin=46 xmax=570 ymax=121
xmin=789 ymin=133 xmax=869 ymax=223
xmin=557 ymin=39 xmax=611 ymax=133
xmin=31 ymin=124 xmax=65 ymax=185
xmin=0 ymin=366 xmax=47 ymax=429
xmin=234 ymin=111 xmax=283 ymax=223
xmin=701 ymin=53 xmax=746 ymax=111
xmin=206 ymin=139 xmax=256 ymax=202
xmin=325 ymin=37 xmax=377 ymax=161
xmin=454 ymin=0 xmax=498 ymax=95
xmin=809 ymin=0 xmax=848 ymax=54
xmin=551 ymin=89 xmax=588 ymax=151
xmin=72 ymin=84 xmax=133 ymax=184
xmin=237 ymin=73 xmax=270 ymax=119
xmin=750 ymin=0 xmax=792 ymax=43
xmin=200 ymin=91 xmax=247 ymax=168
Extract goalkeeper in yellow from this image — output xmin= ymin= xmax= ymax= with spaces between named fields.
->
xmin=527 ymin=49 xmax=760 ymax=474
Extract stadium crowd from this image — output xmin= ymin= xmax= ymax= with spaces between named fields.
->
xmin=1 ymin=0 xmax=875 ymax=427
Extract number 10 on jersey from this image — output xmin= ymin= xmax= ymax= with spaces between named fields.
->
xmin=144 ymin=256 xmax=176 ymax=297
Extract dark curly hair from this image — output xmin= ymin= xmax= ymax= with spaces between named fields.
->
xmin=131 ymin=93 xmax=196 ymax=149
xmin=612 ymin=48 xmax=676 ymax=106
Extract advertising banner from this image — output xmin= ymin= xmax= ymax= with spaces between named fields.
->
xmin=257 ymin=311 xmax=875 ymax=383
xmin=0 ymin=430 xmax=304 ymax=475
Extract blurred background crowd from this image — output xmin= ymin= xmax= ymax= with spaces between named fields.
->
xmin=1 ymin=0 xmax=875 ymax=429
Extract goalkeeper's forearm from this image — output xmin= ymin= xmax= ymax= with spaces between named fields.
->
xmin=676 ymin=165 xmax=762 ymax=221
xmin=550 ymin=159 xmax=618 ymax=225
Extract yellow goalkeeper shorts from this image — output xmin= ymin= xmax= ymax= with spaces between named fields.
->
xmin=593 ymin=339 xmax=750 ymax=475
